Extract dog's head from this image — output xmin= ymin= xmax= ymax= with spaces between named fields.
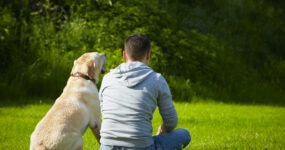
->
xmin=71 ymin=52 xmax=107 ymax=84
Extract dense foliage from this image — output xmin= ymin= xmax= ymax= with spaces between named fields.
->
xmin=0 ymin=0 xmax=284 ymax=104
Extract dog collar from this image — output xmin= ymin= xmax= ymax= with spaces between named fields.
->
xmin=71 ymin=72 xmax=96 ymax=83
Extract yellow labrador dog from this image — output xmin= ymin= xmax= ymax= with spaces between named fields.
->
xmin=30 ymin=52 xmax=107 ymax=150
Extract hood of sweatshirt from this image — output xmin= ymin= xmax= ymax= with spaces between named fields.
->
xmin=109 ymin=62 xmax=154 ymax=87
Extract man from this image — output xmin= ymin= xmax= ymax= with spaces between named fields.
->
xmin=99 ymin=33 xmax=191 ymax=150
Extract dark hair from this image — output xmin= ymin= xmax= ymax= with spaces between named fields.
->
xmin=124 ymin=33 xmax=151 ymax=61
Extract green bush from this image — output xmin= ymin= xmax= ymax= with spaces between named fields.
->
xmin=0 ymin=0 xmax=284 ymax=104
xmin=166 ymin=76 xmax=195 ymax=102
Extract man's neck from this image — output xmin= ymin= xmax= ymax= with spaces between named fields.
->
xmin=126 ymin=59 xmax=149 ymax=66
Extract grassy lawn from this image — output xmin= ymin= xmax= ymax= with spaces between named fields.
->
xmin=0 ymin=99 xmax=284 ymax=149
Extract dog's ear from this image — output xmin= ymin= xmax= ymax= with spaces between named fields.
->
xmin=71 ymin=54 xmax=95 ymax=80
xmin=93 ymin=57 xmax=102 ymax=83
xmin=86 ymin=59 xmax=96 ymax=80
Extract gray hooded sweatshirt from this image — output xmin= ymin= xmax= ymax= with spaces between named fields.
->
xmin=99 ymin=62 xmax=178 ymax=147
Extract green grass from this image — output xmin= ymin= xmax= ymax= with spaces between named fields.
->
xmin=0 ymin=99 xmax=284 ymax=150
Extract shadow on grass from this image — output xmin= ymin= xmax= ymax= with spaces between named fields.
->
xmin=0 ymin=97 xmax=55 ymax=108
xmin=1 ymin=95 xmax=284 ymax=108
xmin=187 ymin=96 xmax=285 ymax=107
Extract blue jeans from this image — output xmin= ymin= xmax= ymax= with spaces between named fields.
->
xmin=100 ymin=128 xmax=191 ymax=150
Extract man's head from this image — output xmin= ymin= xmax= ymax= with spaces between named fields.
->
xmin=123 ymin=33 xmax=151 ymax=65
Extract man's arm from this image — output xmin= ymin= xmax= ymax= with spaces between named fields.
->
xmin=157 ymin=75 xmax=178 ymax=134
xmin=99 ymin=76 xmax=108 ymax=107
xmin=96 ymin=76 xmax=107 ymax=143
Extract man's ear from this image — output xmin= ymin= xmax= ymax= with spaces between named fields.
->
xmin=146 ymin=50 xmax=151 ymax=60
xmin=123 ymin=50 xmax=127 ymax=61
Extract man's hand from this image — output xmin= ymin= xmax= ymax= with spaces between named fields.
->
xmin=156 ymin=124 xmax=167 ymax=135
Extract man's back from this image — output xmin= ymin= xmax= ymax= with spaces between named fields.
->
xmin=99 ymin=62 xmax=178 ymax=147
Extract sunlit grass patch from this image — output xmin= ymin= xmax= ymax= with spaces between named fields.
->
xmin=0 ymin=99 xmax=284 ymax=149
